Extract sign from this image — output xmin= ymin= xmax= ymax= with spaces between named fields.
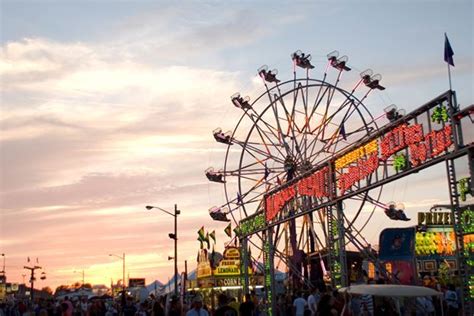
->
xmin=239 ymin=212 xmax=265 ymax=236
xmin=128 ymin=278 xmax=146 ymax=287
xmin=223 ymin=247 xmax=240 ymax=260
xmin=261 ymin=93 xmax=459 ymax=228
xmin=215 ymin=264 xmax=240 ymax=276
xmin=418 ymin=212 xmax=453 ymax=226
xmin=379 ymin=227 xmax=416 ymax=261
xmin=197 ymin=263 xmax=212 ymax=278
xmin=337 ymin=123 xmax=452 ymax=195
xmin=265 ymin=166 xmax=330 ymax=221
xmin=335 ymin=139 xmax=378 ymax=169
xmin=214 ymin=247 xmax=244 ymax=276
xmin=216 ymin=278 xmax=240 ymax=287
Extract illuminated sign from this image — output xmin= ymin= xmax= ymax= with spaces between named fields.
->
xmin=197 ymin=263 xmax=212 ymax=278
xmin=418 ymin=212 xmax=453 ymax=226
xmin=216 ymin=278 xmax=240 ymax=287
xmin=264 ymin=122 xmax=454 ymax=223
xmin=265 ymin=166 xmax=329 ymax=221
xmin=239 ymin=212 xmax=265 ymax=236
xmin=335 ymin=139 xmax=378 ymax=169
xmin=337 ymin=123 xmax=452 ymax=194
xmin=263 ymin=236 xmax=272 ymax=316
xmin=197 ymin=249 xmax=212 ymax=279
xmin=255 ymin=93 xmax=469 ymax=239
xmin=215 ymin=265 xmax=240 ymax=276
xmin=128 ymin=278 xmax=146 ymax=287
xmin=338 ymin=153 xmax=379 ymax=193
xmin=213 ymin=246 xmax=251 ymax=277
xmin=223 ymin=247 xmax=240 ymax=260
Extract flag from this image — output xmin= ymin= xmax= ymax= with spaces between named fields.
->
xmin=27 ymin=257 xmax=30 ymax=263
xmin=36 ymin=257 xmax=39 ymax=264
xmin=339 ymin=123 xmax=347 ymax=140
xmin=204 ymin=232 xmax=210 ymax=249
xmin=224 ymin=223 xmax=232 ymax=238
xmin=237 ymin=192 xmax=243 ymax=205
xmin=209 ymin=230 xmax=216 ymax=243
xmin=264 ymin=163 xmax=270 ymax=180
xmin=197 ymin=226 xmax=205 ymax=240
xmin=276 ymin=176 xmax=282 ymax=186
xmin=197 ymin=236 xmax=204 ymax=249
xmin=444 ymin=33 xmax=455 ymax=66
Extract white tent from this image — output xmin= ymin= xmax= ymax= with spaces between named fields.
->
xmin=339 ymin=284 xmax=442 ymax=297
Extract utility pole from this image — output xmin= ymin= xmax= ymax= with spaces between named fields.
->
xmin=24 ymin=265 xmax=42 ymax=302
xmin=145 ymin=204 xmax=180 ymax=297
xmin=173 ymin=204 xmax=178 ymax=297
xmin=0 ymin=254 xmax=5 ymax=276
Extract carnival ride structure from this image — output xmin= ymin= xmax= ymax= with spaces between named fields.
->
xmin=205 ymin=50 xmax=474 ymax=315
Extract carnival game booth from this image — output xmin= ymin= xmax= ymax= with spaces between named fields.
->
xmin=187 ymin=246 xmax=262 ymax=309
xmin=415 ymin=205 xmax=473 ymax=279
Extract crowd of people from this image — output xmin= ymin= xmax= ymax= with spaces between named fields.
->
xmin=0 ymin=279 xmax=464 ymax=316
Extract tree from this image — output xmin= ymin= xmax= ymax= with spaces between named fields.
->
xmin=41 ymin=286 xmax=53 ymax=295
xmin=54 ymin=285 xmax=70 ymax=295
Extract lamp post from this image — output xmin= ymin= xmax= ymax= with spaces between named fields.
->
xmin=73 ymin=270 xmax=85 ymax=289
xmin=1 ymin=254 xmax=5 ymax=276
xmin=145 ymin=204 xmax=180 ymax=297
xmin=109 ymin=253 xmax=126 ymax=302
xmin=24 ymin=265 xmax=42 ymax=303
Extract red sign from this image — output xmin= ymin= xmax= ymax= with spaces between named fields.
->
xmin=265 ymin=167 xmax=329 ymax=221
xmin=337 ymin=124 xmax=452 ymax=194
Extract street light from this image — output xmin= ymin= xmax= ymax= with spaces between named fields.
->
xmin=73 ymin=270 xmax=85 ymax=289
xmin=109 ymin=253 xmax=126 ymax=301
xmin=145 ymin=204 xmax=180 ymax=297
xmin=0 ymin=253 xmax=5 ymax=275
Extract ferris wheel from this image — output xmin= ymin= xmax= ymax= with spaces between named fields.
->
xmin=207 ymin=49 xmax=390 ymax=276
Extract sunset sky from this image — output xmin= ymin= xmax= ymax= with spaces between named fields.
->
xmin=1 ymin=1 xmax=473 ymax=290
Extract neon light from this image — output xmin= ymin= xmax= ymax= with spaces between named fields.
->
xmin=431 ymin=105 xmax=449 ymax=124
xmin=338 ymin=153 xmax=379 ymax=194
xmin=459 ymin=178 xmax=471 ymax=202
xmin=393 ymin=154 xmax=407 ymax=172
xmin=409 ymin=125 xmax=452 ymax=167
xmin=265 ymin=167 xmax=329 ymax=222
xmin=239 ymin=213 xmax=265 ymax=236
xmin=335 ymin=139 xmax=378 ymax=169
xmin=380 ymin=124 xmax=407 ymax=161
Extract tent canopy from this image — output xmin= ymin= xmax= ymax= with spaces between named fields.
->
xmin=339 ymin=285 xmax=442 ymax=297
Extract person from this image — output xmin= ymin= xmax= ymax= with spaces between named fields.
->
xmin=151 ymin=297 xmax=164 ymax=316
xmin=228 ymin=298 xmax=239 ymax=314
xmin=186 ymin=296 xmax=208 ymax=316
xmin=316 ymin=294 xmax=337 ymax=316
xmin=292 ymin=292 xmax=306 ymax=316
xmin=122 ymin=298 xmax=136 ymax=316
xmin=239 ymin=294 xmax=255 ymax=316
xmin=215 ymin=294 xmax=237 ymax=316
xmin=63 ymin=297 xmax=74 ymax=316
xmin=168 ymin=298 xmax=180 ymax=316
xmin=360 ymin=279 xmax=374 ymax=316
xmin=80 ymin=298 xmax=88 ymax=316
xmin=307 ymin=288 xmax=320 ymax=316
xmin=444 ymin=284 xmax=459 ymax=315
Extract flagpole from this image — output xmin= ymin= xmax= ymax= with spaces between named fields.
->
xmin=447 ymin=63 xmax=453 ymax=91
